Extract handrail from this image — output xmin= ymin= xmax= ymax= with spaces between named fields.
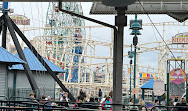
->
xmin=0 ymin=96 xmax=8 ymax=100
xmin=151 ymin=105 xmax=188 ymax=111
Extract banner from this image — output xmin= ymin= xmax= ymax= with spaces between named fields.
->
xmin=153 ymin=80 xmax=164 ymax=96
xmin=10 ymin=14 xmax=30 ymax=25
xmin=169 ymin=68 xmax=186 ymax=84
xmin=172 ymin=33 xmax=188 ymax=44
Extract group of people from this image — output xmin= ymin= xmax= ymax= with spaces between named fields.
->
xmin=29 ymin=92 xmax=56 ymax=106
xmin=128 ymin=98 xmax=146 ymax=111
xmin=69 ymin=88 xmax=113 ymax=110
xmin=29 ymin=89 xmax=188 ymax=111
xmin=171 ymin=97 xmax=188 ymax=111
xmin=139 ymin=97 xmax=188 ymax=111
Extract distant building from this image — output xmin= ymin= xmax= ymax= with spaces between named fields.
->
xmin=7 ymin=48 xmax=65 ymax=99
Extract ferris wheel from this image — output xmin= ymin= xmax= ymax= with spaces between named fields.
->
xmin=45 ymin=2 xmax=85 ymax=82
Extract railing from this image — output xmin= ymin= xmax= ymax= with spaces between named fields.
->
xmin=151 ymin=105 xmax=188 ymax=111
xmin=0 ymin=99 xmax=148 ymax=111
xmin=1 ymin=99 xmax=188 ymax=111
xmin=0 ymin=96 xmax=8 ymax=100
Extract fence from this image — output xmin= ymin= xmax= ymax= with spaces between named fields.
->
xmin=151 ymin=105 xmax=188 ymax=111
xmin=8 ymin=88 xmax=56 ymax=100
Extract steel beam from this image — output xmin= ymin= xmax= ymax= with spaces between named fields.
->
xmin=0 ymin=26 xmax=2 ymax=43
xmin=4 ymin=14 xmax=40 ymax=97
xmin=167 ymin=60 xmax=170 ymax=106
xmin=11 ymin=17 xmax=76 ymax=102
xmin=0 ymin=15 xmax=5 ymax=46
xmin=2 ymin=15 xmax=7 ymax=49
xmin=58 ymin=5 xmax=115 ymax=29
xmin=1 ymin=0 xmax=101 ymax=1
xmin=90 ymin=2 xmax=188 ymax=14
xmin=0 ymin=0 xmax=186 ymax=2
xmin=112 ymin=7 xmax=126 ymax=111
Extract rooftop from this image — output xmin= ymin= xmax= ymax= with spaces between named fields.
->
xmin=9 ymin=48 xmax=65 ymax=73
xmin=0 ymin=47 xmax=25 ymax=65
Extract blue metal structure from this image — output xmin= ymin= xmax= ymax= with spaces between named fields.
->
xmin=140 ymin=79 xmax=154 ymax=89
xmin=141 ymin=79 xmax=154 ymax=100
xmin=0 ymin=2 xmax=8 ymax=12
xmin=70 ymin=33 xmax=83 ymax=82
xmin=10 ymin=48 xmax=65 ymax=73
xmin=2 ymin=2 xmax=8 ymax=10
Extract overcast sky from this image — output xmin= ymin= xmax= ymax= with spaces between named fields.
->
xmin=7 ymin=2 xmax=188 ymax=72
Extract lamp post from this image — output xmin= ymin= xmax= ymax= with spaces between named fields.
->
xmin=130 ymin=15 xmax=142 ymax=107
xmin=128 ymin=44 xmax=134 ymax=99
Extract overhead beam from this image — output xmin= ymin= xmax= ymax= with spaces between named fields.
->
xmin=90 ymin=1 xmax=188 ymax=22
xmin=1 ymin=0 xmax=187 ymax=2
xmin=0 ymin=0 xmax=101 ymax=1
xmin=90 ymin=2 xmax=188 ymax=15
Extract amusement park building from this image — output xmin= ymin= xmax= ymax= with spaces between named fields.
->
xmin=0 ymin=47 xmax=25 ymax=99
xmin=0 ymin=47 xmax=65 ymax=99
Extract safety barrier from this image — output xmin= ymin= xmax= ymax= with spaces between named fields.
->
xmin=151 ymin=105 xmax=188 ymax=111
xmin=6 ymin=99 xmax=188 ymax=111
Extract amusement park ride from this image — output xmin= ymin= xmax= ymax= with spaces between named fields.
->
xmin=27 ymin=3 xmax=188 ymax=99
xmin=4 ymin=1 xmax=188 ymax=98
xmin=2 ymin=0 xmax=188 ymax=110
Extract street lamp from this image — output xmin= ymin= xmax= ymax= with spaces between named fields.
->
xmin=128 ymin=44 xmax=134 ymax=99
xmin=130 ymin=14 xmax=142 ymax=108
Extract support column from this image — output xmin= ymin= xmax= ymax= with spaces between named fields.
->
xmin=142 ymin=89 xmax=144 ymax=100
xmin=112 ymin=7 xmax=127 ymax=111
xmin=152 ymin=91 xmax=154 ymax=102
xmin=167 ymin=60 xmax=170 ymax=106
xmin=167 ymin=72 xmax=170 ymax=106
xmin=13 ymin=70 xmax=17 ymax=100
xmin=2 ymin=16 xmax=7 ymax=49
xmin=133 ymin=45 xmax=137 ymax=106
xmin=5 ymin=14 xmax=40 ymax=97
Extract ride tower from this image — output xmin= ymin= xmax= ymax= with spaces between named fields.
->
xmin=45 ymin=2 xmax=85 ymax=83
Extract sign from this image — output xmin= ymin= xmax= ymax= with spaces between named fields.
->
xmin=128 ymin=68 xmax=131 ymax=73
xmin=10 ymin=14 xmax=30 ymax=25
xmin=153 ymin=80 xmax=164 ymax=96
xmin=132 ymin=88 xmax=138 ymax=94
xmin=169 ymin=68 xmax=186 ymax=84
xmin=172 ymin=33 xmax=188 ymax=44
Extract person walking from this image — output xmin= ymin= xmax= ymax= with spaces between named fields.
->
xmin=98 ymin=88 xmax=102 ymax=101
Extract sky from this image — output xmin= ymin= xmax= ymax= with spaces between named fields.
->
xmin=5 ymin=2 xmax=188 ymax=72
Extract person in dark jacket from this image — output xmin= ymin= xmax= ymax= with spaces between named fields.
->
xmin=79 ymin=89 xmax=85 ymax=97
xmin=98 ymin=88 xmax=102 ymax=101
xmin=29 ymin=92 xmax=37 ymax=102
xmin=176 ymin=98 xmax=188 ymax=111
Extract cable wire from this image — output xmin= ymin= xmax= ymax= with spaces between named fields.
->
xmin=137 ymin=0 xmax=181 ymax=68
